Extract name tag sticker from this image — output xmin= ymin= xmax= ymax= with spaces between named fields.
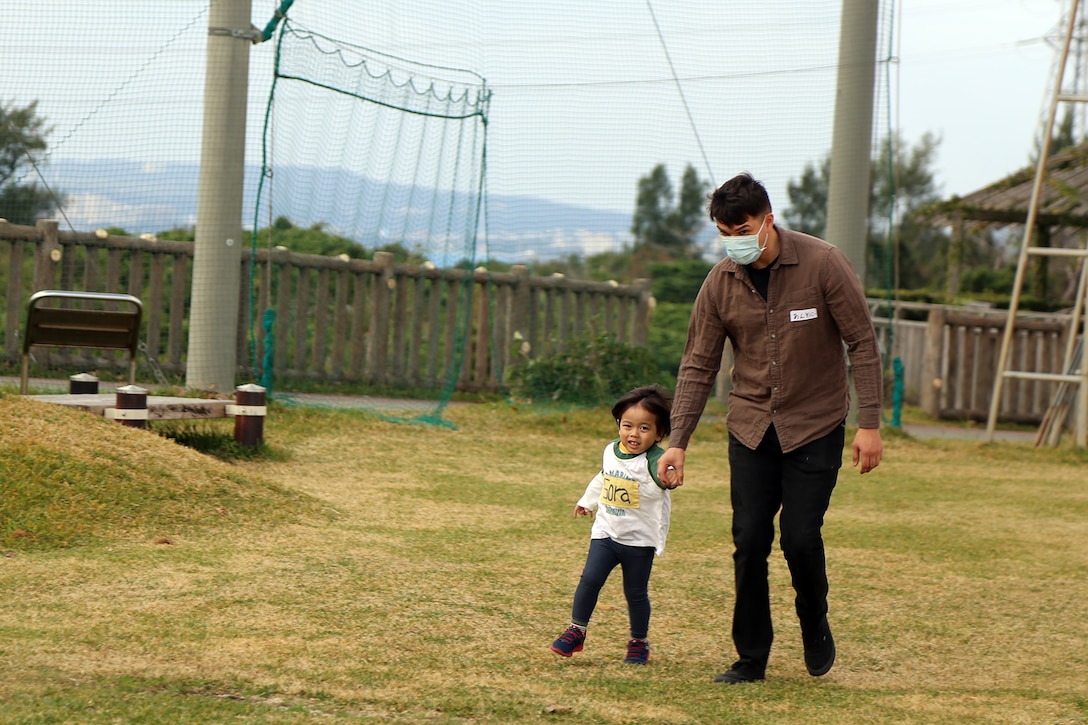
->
xmin=600 ymin=473 xmax=640 ymax=509
xmin=790 ymin=308 xmax=818 ymax=322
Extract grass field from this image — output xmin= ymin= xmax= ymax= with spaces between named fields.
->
xmin=1 ymin=392 xmax=1086 ymax=724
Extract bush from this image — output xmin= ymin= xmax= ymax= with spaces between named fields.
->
xmin=646 ymin=301 xmax=690 ymax=386
xmin=648 ymin=258 xmax=712 ymax=303
xmin=506 ymin=335 xmax=661 ymax=406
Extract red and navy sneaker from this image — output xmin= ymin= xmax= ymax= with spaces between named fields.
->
xmin=550 ymin=625 xmax=586 ymax=657
xmin=624 ymin=638 xmax=650 ymax=664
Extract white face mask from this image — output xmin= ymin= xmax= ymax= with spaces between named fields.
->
xmin=720 ymin=216 xmax=768 ymax=265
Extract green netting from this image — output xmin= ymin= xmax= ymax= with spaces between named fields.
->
xmin=0 ymin=1 xmax=906 ymax=416
xmin=250 ymin=19 xmax=490 ymax=426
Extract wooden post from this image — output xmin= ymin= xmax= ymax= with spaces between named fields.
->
xmin=4 ymin=233 xmax=23 ymax=359
xmin=168 ymin=254 xmax=188 ymax=368
xmin=473 ymin=271 xmax=490 ymax=389
xmin=945 ymin=212 xmax=964 ymax=302
xmin=147 ymin=253 xmax=165 ymax=362
xmin=275 ymin=248 xmax=292 ymax=376
xmin=229 ymin=383 xmax=266 ymax=448
xmin=558 ymin=278 xmax=572 ymax=347
xmin=391 ymin=267 xmax=409 ymax=384
xmin=34 ymin=220 xmax=61 ymax=292
xmin=312 ymin=267 xmax=330 ymax=376
xmin=349 ymin=271 xmax=368 ymax=379
xmin=292 ymin=266 xmax=311 ymax=374
xmin=367 ymin=251 xmax=394 ymax=384
xmin=921 ymin=307 xmax=946 ymax=418
xmin=408 ymin=274 xmax=427 ymax=384
xmin=330 ymin=268 xmax=350 ymax=376
xmin=108 ymin=385 xmax=148 ymax=429
xmin=632 ymin=278 xmax=653 ymax=346
xmin=543 ymin=286 xmax=557 ymax=356
xmin=510 ymin=264 xmax=530 ymax=365
xmin=426 ymin=273 xmax=442 ymax=384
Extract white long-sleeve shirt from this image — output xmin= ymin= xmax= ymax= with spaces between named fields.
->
xmin=576 ymin=440 xmax=671 ymax=556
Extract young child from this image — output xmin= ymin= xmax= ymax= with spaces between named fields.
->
xmin=550 ymin=384 xmax=679 ymax=664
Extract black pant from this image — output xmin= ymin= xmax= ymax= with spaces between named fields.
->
xmin=571 ymin=536 xmax=656 ymax=639
xmin=728 ymin=422 xmax=844 ymax=666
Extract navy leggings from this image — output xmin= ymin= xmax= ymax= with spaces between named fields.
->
xmin=570 ymin=536 xmax=655 ymax=639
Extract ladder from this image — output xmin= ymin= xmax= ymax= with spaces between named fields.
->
xmin=986 ymin=0 xmax=1088 ymax=447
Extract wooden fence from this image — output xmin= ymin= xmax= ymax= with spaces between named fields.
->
xmin=868 ymin=301 xmax=1077 ymax=423
xmin=710 ymin=300 xmax=1078 ymax=425
xmin=0 ymin=220 xmax=652 ymax=393
xmin=3 ymin=220 xmax=1080 ymax=422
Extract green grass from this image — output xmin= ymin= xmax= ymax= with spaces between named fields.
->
xmin=1 ymin=396 xmax=1086 ymax=723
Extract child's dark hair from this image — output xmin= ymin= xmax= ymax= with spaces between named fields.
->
xmin=611 ymin=385 xmax=673 ymax=437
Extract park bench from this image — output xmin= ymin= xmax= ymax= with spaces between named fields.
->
xmin=21 ymin=290 xmax=142 ymax=394
xmin=19 ymin=289 xmax=266 ymax=446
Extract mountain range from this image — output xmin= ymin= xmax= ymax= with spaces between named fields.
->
xmin=42 ymin=158 xmax=650 ymax=263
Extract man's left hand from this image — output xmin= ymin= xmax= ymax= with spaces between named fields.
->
xmin=852 ymin=427 xmax=883 ymax=474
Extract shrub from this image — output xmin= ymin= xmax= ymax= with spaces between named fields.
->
xmin=646 ymin=300 xmax=690 ymax=387
xmin=506 ymin=335 xmax=661 ymax=406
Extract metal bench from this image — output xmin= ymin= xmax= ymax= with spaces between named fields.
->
xmin=21 ymin=290 xmax=143 ymax=394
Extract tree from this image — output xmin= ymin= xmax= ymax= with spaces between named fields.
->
xmin=870 ymin=132 xmax=944 ymax=291
xmin=631 ymin=164 xmax=672 ymax=248
xmin=783 ymin=132 xmax=944 ymax=291
xmin=0 ymin=100 xmax=61 ymax=224
xmin=630 ymin=163 xmax=709 ymax=260
xmin=666 ymin=164 xmax=709 ymax=251
xmin=783 ymin=157 xmax=830 ymax=237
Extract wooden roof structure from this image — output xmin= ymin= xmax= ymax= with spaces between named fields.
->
xmin=928 ymin=140 xmax=1088 ymax=230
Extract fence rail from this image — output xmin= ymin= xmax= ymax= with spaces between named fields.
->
xmin=4 ymin=220 xmax=1081 ymax=423
xmin=1 ymin=220 xmax=652 ymax=393
xmin=869 ymin=302 xmax=1078 ymax=424
xmin=710 ymin=301 xmax=1078 ymax=426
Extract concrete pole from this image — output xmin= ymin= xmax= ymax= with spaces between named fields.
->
xmin=826 ymin=0 xmax=879 ymax=426
xmin=187 ymin=0 xmax=253 ymax=392
xmin=825 ymin=0 xmax=879 ymax=280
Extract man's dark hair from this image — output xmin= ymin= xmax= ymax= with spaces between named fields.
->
xmin=707 ymin=171 xmax=772 ymax=226
xmin=612 ymin=384 xmax=673 ymax=437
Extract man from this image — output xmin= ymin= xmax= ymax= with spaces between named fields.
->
xmin=657 ymin=172 xmax=883 ymax=684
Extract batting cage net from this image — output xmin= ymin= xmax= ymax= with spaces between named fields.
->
xmin=0 ymin=1 xmax=896 ymax=421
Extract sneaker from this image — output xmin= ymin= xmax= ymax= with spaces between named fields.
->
xmin=802 ymin=617 xmax=835 ymax=677
xmin=550 ymin=625 xmax=586 ymax=657
xmin=624 ymin=638 xmax=649 ymax=664
xmin=713 ymin=658 xmax=766 ymax=684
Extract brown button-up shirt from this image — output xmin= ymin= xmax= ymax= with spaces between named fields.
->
xmin=670 ymin=226 xmax=883 ymax=453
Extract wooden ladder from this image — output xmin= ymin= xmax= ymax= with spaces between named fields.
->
xmin=986 ymin=0 xmax=1088 ymax=447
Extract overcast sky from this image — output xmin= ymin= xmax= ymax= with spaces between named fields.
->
xmin=1 ymin=0 xmax=1068 ymax=234
xmin=895 ymin=0 xmax=1060 ymax=197
xmin=263 ymin=0 xmax=1065 ymax=207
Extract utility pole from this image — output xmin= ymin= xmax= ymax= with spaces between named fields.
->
xmin=825 ymin=0 xmax=879 ymax=280
xmin=826 ymin=0 xmax=879 ymax=426
xmin=187 ymin=0 xmax=255 ymax=392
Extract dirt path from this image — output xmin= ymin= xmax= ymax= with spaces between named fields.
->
xmin=6 ymin=376 xmax=1041 ymax=442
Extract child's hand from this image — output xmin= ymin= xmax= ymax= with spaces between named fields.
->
xmin=658 ymin=448 xmax=685 ymax=489
xmin=574 ymin=505 xmax=594 ymax=518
